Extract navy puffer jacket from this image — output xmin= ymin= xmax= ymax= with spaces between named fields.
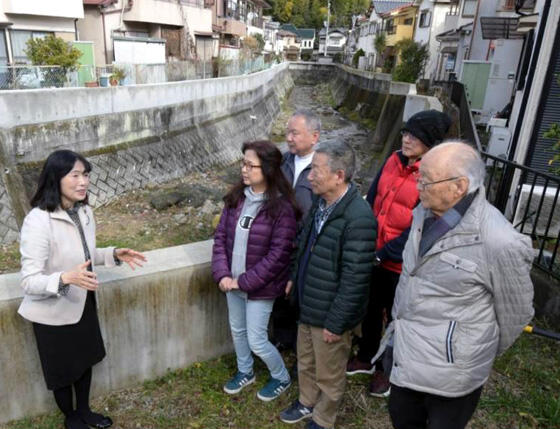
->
xmin=212 ymin=196 xmax=298 ymax=300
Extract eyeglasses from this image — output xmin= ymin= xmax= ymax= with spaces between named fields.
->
xmin=414 ymin=172 xmax=463 ymax=191
xmin=240 ymin=160 xmax=262 ymax=171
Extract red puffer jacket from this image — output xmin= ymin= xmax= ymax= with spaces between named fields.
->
xmin=373 ymin=151 xmax=420 ymax=273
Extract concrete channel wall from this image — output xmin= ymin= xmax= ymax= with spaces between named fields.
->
xmin=0 ymin=63 xmax=294 ymax=244
xmin=0 ymin=240 xmax=231 ymax=424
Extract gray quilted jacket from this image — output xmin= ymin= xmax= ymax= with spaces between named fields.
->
xmin=388 ymin=187 xmax=534 ymax=397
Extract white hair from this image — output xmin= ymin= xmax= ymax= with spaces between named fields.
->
xmin=431 ymin=141 xmax=486 ymax=193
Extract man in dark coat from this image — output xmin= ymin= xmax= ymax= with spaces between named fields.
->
xmin=273 ymin=110 xmax=321 ymax=352
xmin=281 ymin=109 xmax=321 ymax=220
xmin=279 ymin=140 xmax=377 ymax=429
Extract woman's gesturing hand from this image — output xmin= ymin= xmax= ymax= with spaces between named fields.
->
xmin=114 ymin=248 xmax=147 ymax=270
xmin=60 ymin=261 xmax=98 ymax=291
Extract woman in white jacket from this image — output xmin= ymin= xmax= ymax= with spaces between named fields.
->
xmin=18 ymin=150 xmax=146 ymax=429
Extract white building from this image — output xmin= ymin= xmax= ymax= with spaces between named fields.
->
xmin=318 ymin=28 xmax=347 ymax=56
xmin=435 ymin=0 xmax=538 ymax=122
xmin=413 ymin=0 xmax=455 ymax=80
xmin=77 ymin=0 xmax=215 ymax=65
xmin=263 ymin=19 xmax=281 ymax=55
xmin=0 ymin=0 xmax=84 ymax=65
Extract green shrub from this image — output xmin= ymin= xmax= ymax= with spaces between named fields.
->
xmin=352 ymin=48 xmax=365 ymax=68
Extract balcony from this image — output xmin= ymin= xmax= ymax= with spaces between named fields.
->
xmin=217 ymin=17 xmax=246 ymax=37
xmin=123 ymin=0 xmax=183 ymax=27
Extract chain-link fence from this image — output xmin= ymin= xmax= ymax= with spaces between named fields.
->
xmin=0 ymin=57 xmax=273 ymax=90
xmin=0 ymin=65 xmax=95 ymax=89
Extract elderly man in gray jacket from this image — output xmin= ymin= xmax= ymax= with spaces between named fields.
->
xmin=385 ymin=141 xmax=534 ymax=429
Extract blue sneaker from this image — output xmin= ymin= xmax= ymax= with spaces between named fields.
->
xmin=279 ymin=399 xmax=313 ymax=423
xmin=223 ymin=371 xmax=255 ymax=394
xmin=256 ymin=377 xmax=291 ymax=402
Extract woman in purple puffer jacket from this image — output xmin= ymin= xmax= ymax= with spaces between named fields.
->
xmin=212 ymin=140 xmax=300 ymax=402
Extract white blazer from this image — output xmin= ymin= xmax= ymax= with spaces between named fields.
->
xmin=18 ymin=205 xmax=116 ymax=326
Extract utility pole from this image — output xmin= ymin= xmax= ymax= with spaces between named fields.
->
xmin=324 ymin=0 xmax=330 ymax=57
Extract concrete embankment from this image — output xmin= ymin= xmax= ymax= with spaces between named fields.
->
xmin=0 ymin=63 xmax=294 ymax=244
xmin=0 ymin=240 xmax=230 ymax=424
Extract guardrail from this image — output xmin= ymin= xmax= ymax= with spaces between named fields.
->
xmin=482 ymin=152 xmax=560 ymax=279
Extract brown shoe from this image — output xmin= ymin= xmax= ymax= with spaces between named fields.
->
xmin=346 ymin=356 xmax=374 ymax=375
xmin=368 ymin=370 xmax=390 ymax=397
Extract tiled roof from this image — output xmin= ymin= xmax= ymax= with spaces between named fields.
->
xmin=372 ymin=1 xmax=413 ymax=15
xmin=280 ymin=24 xmax=316 ymax=39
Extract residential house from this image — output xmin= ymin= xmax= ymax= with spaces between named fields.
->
xmin=355 ymin=15 xmax=378 ymax=69
xmin=413 ymin=0 xmax=455 ymax=80
xmin=435 ymin=0 xmax=538 ymax=122
xmin=277 ymin=29 xmax=299 ymax=60
xmin=211 ymin=0 xmax=269 ymax=57
xmin=77 ymin=0 xmax=214 ymax=65
xmin=280 ymin=24 xmax=315 ymax=57
xmin=378 ymin=1 xmax=417 ymax=69
xmin=354 ymin=1 xmax=411 ymax=70
xmin=0 ymin=0 xmax=84 ymax=65
xmin=508 ymin=0 xmax=559 ymax=173
xmin=318 ymin=28 xmax=348 ymax=56
xmin=263 ymin=18 xmax=281 ymax=55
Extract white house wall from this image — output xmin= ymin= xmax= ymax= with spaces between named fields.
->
xmin=114 ymin=39 xmax=166 ymax=64
xmin=5 ymin=15 xmax=77 ymax=34
xmin=184 ymin=5 xmax=213 ymax=40
xmin=2 ymin=0 xmax=83 ymax=19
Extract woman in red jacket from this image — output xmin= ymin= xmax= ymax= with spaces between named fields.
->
xmin=346 ymin=110 xmax=451 ymax=397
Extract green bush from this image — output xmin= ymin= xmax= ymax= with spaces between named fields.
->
xmin=24 ymin=34 xmax=82 ymax=87
xmin=352 ymin=48 xmax=365 ymax=68
xmin=391 ymin=38 xmax=429 ymax=83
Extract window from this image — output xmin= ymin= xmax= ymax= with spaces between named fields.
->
xmin=0 ymin=31 xmax=7 ymax=66
xmin=419 ymin=10 xmax=431 ymax=27
xmin=386 ymin=18 xmax=395 ymax=34
xmin=462 ymin=0 xmax=477 ymax=17
xmin=10 ymin=30 xmax=51 ymax=64
xmin=445 ymin=53 xmax=456 ymax=71
xmin=502 ymin=0 xmax=515 ymax=9
xmin=404 ymin=18 xmax=413 ymax=25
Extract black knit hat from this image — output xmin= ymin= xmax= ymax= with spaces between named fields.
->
xmin=402 ymin=110 xmax=452 ymax=148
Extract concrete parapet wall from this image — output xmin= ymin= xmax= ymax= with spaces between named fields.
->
xmin=0 ymin=240 xmax=231 ymax=424
xmin=0 ymin=63 xmax=294 ymax=244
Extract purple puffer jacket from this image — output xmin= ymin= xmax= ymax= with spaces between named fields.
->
xmin=211 ymin=196 xmax=297 ymax=300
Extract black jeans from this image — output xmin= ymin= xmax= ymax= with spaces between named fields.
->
xmin=357 ymin=265 xmax=400 ymax=365
xmin=389 ymin=384 xmax=483 ymax=429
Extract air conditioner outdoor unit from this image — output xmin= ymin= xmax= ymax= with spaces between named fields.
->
xmin=512 ymin=184 xmax=560 ymax=238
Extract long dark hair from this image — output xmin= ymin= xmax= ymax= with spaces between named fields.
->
xmin=30 ymin=150 xmax=92 ymax=212
xmin=224 ymin=140 xmax=301 ymax=220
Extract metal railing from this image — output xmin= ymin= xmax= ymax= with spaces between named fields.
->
xmin=482 ymin=152 xmax=560 ymax=279
xmin=0 ymin=58 xmax=273 ymax=89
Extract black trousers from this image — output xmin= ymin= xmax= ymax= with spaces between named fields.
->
xmin=271 ymin=296 xmax=298 ymax=351
xmin=357 ymin=265 xmax=400 ymax=365
xmin=389 ymin=384 xmax=483 ymax=429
